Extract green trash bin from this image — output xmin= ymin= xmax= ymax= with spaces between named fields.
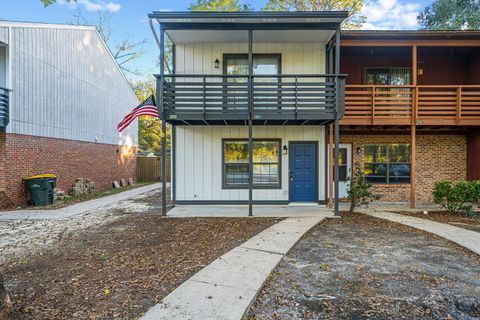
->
xmin=24 ymin=174 xmax=57 ymax=206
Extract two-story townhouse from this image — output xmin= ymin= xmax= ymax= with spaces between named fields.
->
xmin=0 ymin=21 xmax=139 ymax=207
xmin=148 ymin=11 xmax=480 ymax=215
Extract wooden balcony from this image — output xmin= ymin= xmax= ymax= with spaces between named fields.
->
xmin=341 ymin=85 xmax=480 ymax=126
xmin=0 ymin=86 xmax=10 ymax=128
xmin=160 ymin=74 xmax=345 ymax=124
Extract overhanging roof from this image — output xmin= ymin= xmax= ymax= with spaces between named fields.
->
xmin=148 ymin=11 xmax=347 ymax=44
xmin=148 ymin=11 xmax=348 ymax=26
xmin=341 ymin=30 xmax=480 ymax=41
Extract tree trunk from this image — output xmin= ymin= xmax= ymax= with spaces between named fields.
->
xmin=0 ymin=272 xmax=12 ymax=310
xmin=349 ymin=200 xmax=355 ymax=214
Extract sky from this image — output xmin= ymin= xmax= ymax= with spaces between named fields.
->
xmin=0 ymin=0 xmax=433 ymax=81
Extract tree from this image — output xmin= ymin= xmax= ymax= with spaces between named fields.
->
xmin=42 ymin=0 xmax=75 ymax=6
xmin=263 ymin=0 xmax=366 ymax=29
xmin=132 ymin=78 xmax=171 ymax=153
xmin=190 ymin=0 xmax=253 ymax=11
xmin=347 ymin=163 xmax=380 ymax=213
xmin=418 ymin=0 xmax=480 ymax=30
xmin=68 ymin=6 xmax=148 ymax=76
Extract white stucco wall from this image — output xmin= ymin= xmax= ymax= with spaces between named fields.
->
xmin=174 ymin=125 xmax=326 ymax=202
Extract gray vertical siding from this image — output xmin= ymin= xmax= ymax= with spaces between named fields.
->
xmin=0 ymin=46 xmax=5 ymax=87
xmin=0 ymin=27 xmax=7 ymax=44
xmin=2 ymin=22 xmax=138 ymax=146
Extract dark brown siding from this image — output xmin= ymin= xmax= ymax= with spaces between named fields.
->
xmin=341 ymin=47 xmax=480 ymax=85
xmin=467 ymin=128 xmax=480 ymax=180
xmin=467 ymin=53 xmax=480 ymax=85
xmin=418 ymin=55 xmax=468 ymax=85
xmin=341 ymin=55 xmax=411 ymax=85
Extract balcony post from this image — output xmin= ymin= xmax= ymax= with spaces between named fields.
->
xmin=333 ymin=26 xmax=341 ymax=216
xmin=456 ymin=86 xmax=462 ymax=124
xmin=409 ymin=123 xmax=416 ymax=212
xmin=410 ymin=45 xmax=417 ymax=209
xmin=248 ymin=29 xmax=253 ymax=217
xmin=159 ymin=24 xmax=167 ymax=217
xmin=329 ymin=123 xmax=334 ymax=209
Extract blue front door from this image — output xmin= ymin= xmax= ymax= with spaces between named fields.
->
xmin=290 ymin=143 xmax=317 ymax=202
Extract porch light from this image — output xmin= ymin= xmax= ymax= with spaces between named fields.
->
xmin=356 ymin=146 xmax=362 ymax=154
xmin=283 ymin=145 xmax=288 ymax=155
xmin=214 ymin=59 xmax=220 ymax=69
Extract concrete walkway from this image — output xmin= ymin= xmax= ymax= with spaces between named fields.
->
xmin=141 ymin=215 xmax=329 ymax=320
xmin=168 ymin=204 xmax=333 ymax=218
xmin=361 ymin=209 xmax=480 ymax=255
xmin=0 ymin=183 xmax=162 ymax=220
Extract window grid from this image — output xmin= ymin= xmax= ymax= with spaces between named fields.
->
xmin=364 ymin=144 xmax=411 ymax=184
xmin=223 ymin=139 xmax=281 ymax=189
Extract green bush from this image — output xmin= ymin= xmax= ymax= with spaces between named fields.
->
xmin=433 ymin=180 xmax=480 ymax=216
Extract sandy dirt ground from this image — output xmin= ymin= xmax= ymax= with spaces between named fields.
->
xmin=248 ymin=212 xmax=480 ymax=320
xmin=0 ymin=189 xmax=163 ymax=265
xmin=1 ymin=189 xmax=279 ymax=319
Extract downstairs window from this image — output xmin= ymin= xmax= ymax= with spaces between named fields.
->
xmin=223 ymin=139 xmax=281 ymax=189
xmin=364 ymin=144 xmax=411 ymax=184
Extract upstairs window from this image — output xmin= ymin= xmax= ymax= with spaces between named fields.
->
xmin=223 ymin=139 xmax=281 ymax=189
xmin=364 ymin=144 xmax=411 ymax=184
xmin=224 ymin=54 xmax=281 ymax=76
xmin=365 ymin=68 xmax=411 ymax=85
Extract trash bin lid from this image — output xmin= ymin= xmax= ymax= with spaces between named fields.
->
xmin=23 ymin=174 xmax=57 ymax=180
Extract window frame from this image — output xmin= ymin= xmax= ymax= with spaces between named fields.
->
xmin=364 ymin=67 xmax=412 ymax=85
xmin=223 ymin=53 xmax=282 ymax=76
xmin=363 ymin=143 xmax=411 ymax=184
xmin=222 ymin=138 xmax=282 ymax=190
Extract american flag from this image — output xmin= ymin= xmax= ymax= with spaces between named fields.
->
xmin=117 ymin=95 xmax=158 ymax=132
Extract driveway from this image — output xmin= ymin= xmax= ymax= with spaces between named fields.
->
xmin=248 ymin=212 xmax=480 ymax=319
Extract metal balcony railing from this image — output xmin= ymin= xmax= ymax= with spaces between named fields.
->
xmin=160 ymin=74 xmax=346 ymax=122
xmin=0 ymin=86 xmax=10 ymax=128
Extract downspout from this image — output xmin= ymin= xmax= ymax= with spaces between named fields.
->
xmin=150 ymin=18 xmax=168 ymax=216
xmin=247 ymin=29 xmax=253 ymax=217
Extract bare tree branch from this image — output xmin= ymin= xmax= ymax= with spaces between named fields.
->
xmin=68 ymin=5 xmax=147 ymax=76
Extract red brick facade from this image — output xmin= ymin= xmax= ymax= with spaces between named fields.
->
xmin=0 ymin=133 xmax=137 ymax=207
xmin=340 ymin=133 xmax=467 ymax=204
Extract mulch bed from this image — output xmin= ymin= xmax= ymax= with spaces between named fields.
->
xmin=396 ymin=211 xmax=480 ymax=232
xmin=1 ymin=215 xmax=280 ymax=320
xmin=248 ymin=212 xmax=480 ymax=320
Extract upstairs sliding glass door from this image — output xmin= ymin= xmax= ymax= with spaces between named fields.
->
xmin=224 ymin=54 xmax=281 ymax=112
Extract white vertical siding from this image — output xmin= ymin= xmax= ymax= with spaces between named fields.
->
xmin=175 ymin=126 xmax=326 ymax=202
xmin=175 ymin=43 xmax=326 ymax=75
xmin=0 ymin=27 xmax=7 ymax=44
xmin=3 ymin=23 xmax=138 ymax=146
xmin=0 ymin=46 xmax=5 ymax=87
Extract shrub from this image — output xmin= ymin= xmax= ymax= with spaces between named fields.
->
xmin=347 ymin=163 xmax=381 ymax=213
xmin=433 ymin=180 xmax=480 ymax=216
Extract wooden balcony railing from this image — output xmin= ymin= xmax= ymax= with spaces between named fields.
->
xmin=342 ymin=85 xmax=480 ymax=126
xmin=161 ymin=74 xmax=345 ymax=122
xmin=0 ymin=86 xmax=10 ymax=128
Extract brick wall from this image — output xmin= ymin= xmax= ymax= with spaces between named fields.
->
xmin=0 ymin=133 xmax=137 ymax=207
xmin=340 ymin=134 xmax=467 ymax=204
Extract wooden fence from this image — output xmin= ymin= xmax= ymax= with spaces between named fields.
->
xmin=137 ymin=156 xmax=171 ymax=182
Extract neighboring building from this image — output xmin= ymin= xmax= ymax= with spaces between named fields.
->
xmin=149 ymin=12 xmax=480 ymax=213
xmin=0 ymin=21 xmax=138 ymax=207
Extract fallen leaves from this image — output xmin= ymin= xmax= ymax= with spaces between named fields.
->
xmin=3 ymin=215 xmax=280 ymax=320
